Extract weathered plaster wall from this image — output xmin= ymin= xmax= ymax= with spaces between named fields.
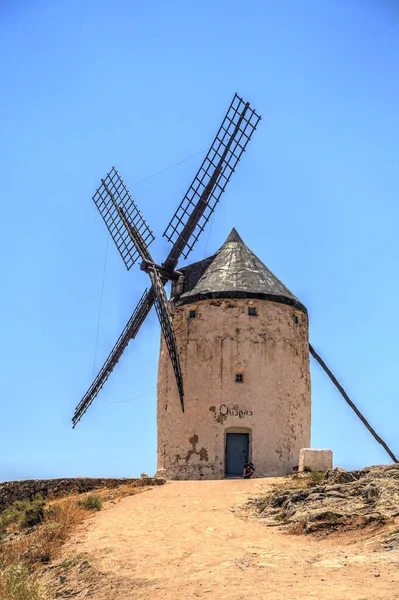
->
xmin=157 ymin=298 xmax=311 ymax=479
xmin=299 ymin=449 xmax=333 ymax=472
xmin=0 ymin=478 xmax=165 ymax=513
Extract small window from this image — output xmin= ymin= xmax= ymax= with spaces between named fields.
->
xmin=248 ymin=307 xmax=257 ymax=316
xmin=294 ymin=315 xmax=299 ymax=324
xmin=189 ymin=310 xmax=196 ymax=319
xmin=235 ymin=373 xmax=244 ymax=383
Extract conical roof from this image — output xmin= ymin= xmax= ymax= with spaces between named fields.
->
xmin=176 ymin=228 xmax=306 ymax=313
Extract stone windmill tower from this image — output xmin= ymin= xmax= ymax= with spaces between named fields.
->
xmin=157 ymin=228 xmax=310 ymax=479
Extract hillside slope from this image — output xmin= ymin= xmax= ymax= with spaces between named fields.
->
xmin=45 ymin=478 xmax=399 ymax=599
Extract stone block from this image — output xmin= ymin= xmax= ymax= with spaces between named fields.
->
xmin=299 ymin=448 xmax=333 ymax=472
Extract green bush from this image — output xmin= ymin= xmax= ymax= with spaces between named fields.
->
xmin=1 ymin=502 xmax=28 ymax=530
xmin=78 ymin=494 xmax=103 ymax=511
xmin=21 ymin=506 xmax=45 ymax=529
xmin=310 ymin=471 xmax=325 ymax=483
xmin=0 ymin=496 xmax=46 ymax=534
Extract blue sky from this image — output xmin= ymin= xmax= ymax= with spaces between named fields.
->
xmin=1 ymin=0 xmax=398 ymax=481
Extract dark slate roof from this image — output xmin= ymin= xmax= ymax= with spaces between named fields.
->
xmin=174 ymin=228 xmax=307 ymax=313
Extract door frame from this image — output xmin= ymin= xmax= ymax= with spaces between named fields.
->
xmin=224 ymin=427 xmax=252 ymax=478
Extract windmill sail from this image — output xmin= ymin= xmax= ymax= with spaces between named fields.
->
xmin=72 ymin=288 xmax=154 ymax=427
xmin=93 ymin=167 xmax=155 ymax=270
xmin=163 ymin=94 xmax=261 ymax=268
xmin=149 ymin=267 xmax=184 ymax=411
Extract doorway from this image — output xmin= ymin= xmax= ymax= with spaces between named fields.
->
xmin=225 ymin=432 xmax=249 ymax=477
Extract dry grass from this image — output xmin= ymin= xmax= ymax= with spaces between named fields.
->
xmin=99 ymin=482 xmax=150 ymax=502
xmin=0 ymin=482 xmax=146 ymax=570
xmin=0 ymin=499 xmax=87 ymax=570
xmin=0 ymin=498 xmax=88 ymax=599
xmin=0 ymin=565 xmax=46 ymax=600
xmin=0 ymin=481 xmax=151 ymax=598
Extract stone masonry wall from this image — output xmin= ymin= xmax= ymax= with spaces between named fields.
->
xmin=0 ymin=477 xmax=164 ymax=513
xmin=157 ymin=298 xmax=311 ymax=479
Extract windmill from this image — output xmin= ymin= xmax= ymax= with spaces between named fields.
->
xmin=72 ymin=93 xmax=397 ymax=472
xmin=73 ymin=94 xmax=261 ymax=427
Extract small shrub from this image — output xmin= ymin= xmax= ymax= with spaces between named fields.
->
xmin=0 ymin=503 xmax=28 ymax=532
xmin=21 ymin=506 xmax=45 ymax=529
xmin=11 ymin=500 xmax=31 ymax=512
xmin=78 ymin=494 xmax=103 ymax=511
xmin=309 ymin=471 xmax=325 ymax=484
xmin=0 ymin=496 xmax=46 ymax=534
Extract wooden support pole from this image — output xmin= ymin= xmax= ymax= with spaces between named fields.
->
xmin=309 ymin=343 xmax=398 ymax=464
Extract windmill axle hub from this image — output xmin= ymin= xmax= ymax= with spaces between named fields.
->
xmin=140 ymin=260 xmax=183 ymax=282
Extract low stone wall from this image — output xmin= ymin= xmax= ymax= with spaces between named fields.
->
xmin=0 ymin=477 xmax=165 ymax=512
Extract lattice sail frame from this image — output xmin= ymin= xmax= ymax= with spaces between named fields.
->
xmin=72 ymin=288 xmax=154 ymax=427
xmin=149 ymin=268 xmax=185 ymax=411
xmin=93 ymin=166 xmax=155 ymax=270
xmin=163 ymin=94 xmax=261 ymax=261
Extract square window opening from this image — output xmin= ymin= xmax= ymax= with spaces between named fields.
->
xmin=235 ymin=373 xmax=244 ymax=383
xmin=189 ymin=310 xmax=196 ymax=319
xmin=248 ymin=307 xmax=257 ymax=316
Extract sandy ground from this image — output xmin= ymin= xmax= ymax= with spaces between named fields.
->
xmin=49 ymin=478 xmax=399 ymax=599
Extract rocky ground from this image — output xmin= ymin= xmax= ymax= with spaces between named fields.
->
xmin=247 ymin=464 xmax=399 ymax=540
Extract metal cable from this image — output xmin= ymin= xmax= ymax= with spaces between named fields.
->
xmin=128 ymin=150 xmax=206 ymax=188
xmin=99 ymin=385 xmax=156 ymax=404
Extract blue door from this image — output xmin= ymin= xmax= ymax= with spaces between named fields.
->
xmin=225 ymin=433 xmax=249 ymax=477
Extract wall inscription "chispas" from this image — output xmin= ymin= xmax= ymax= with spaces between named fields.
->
xmin=219 ymin=404 xmax=253 ymax=418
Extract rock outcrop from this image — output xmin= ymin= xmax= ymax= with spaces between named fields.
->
xmin=248 ymin=464 xmax=399 ymax=533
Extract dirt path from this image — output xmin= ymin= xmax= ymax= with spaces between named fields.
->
xmin=49 ymin=479 xmax=399 ymax=599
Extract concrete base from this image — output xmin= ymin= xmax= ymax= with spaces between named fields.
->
xmin=299 ymin=448 xmax=333 ymax=472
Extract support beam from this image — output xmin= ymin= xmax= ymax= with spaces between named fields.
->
xmin=309 ymin=343 xmax=398 ymax=464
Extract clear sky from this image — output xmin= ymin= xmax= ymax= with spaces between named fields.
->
xmin=1 ymin=0 xmax=398 ymax=481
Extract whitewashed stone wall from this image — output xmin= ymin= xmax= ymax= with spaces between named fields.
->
xmin=157 ymin=298 xmax=311 ymax=479
xmin=299 ymin=448 xmax=333 ymax=472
